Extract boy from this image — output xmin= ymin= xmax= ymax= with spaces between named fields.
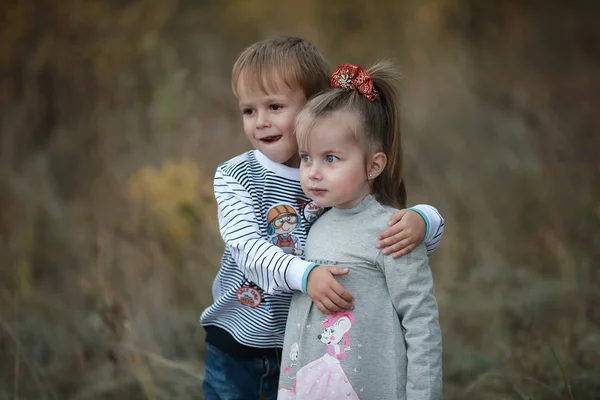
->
xmin=200 ymin=37 xmax=444 ymax=400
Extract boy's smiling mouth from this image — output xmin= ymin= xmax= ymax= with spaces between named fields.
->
xmin=260 ymin=135 xmax=282 ymax=143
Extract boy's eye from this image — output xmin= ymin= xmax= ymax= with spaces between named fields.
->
xmin=242 ymin=108 xmax=255 ymax=115
xmin=325 ymin=155 xmax=339 ymax=163
xmin=300 ymin=154 xmax=312 ymax=163
xmin=269 ymin=104 xmax=283 ymax=111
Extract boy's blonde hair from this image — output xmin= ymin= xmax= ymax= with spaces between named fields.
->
xmin=232 ymin=37 xmax=329 ymax=99
xmin=296 ymin=61 xmax=407 ymax=209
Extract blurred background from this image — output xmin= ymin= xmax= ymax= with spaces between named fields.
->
xmin=1 ymin=0 xmax=599 ymax=399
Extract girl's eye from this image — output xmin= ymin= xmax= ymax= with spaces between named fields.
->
xmin=270 ymin=104 xmax=282 ymax=111
xmin=325 ymin=155 xmax=339 ymax=163
xmin=301 ymin=155 xmax=312 ymax=163
xmin=242 ymin=108 xmax=254 ymax=115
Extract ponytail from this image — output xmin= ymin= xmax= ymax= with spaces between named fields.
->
xmin=367 ymin=61 xmax=406 ymax=208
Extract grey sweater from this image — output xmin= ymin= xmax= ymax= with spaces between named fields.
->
xmin=277 ymin=195 xmax=442 ymax=400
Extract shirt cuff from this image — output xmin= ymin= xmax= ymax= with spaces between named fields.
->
xmin=302 ymin=263 xmax=319 ymax=293
xmin=408 ymin=206 xmax=430 ymax=241
xmin=286 ymin=259 xmax=317 ymax=292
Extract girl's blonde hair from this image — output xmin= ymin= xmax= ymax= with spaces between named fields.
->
xmin=232 ymin=37 xmax=329 ymax=99
xmin=295 ymin=61 xmax=406 ymax=209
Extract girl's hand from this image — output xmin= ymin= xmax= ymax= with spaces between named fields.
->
xmin=377 ymin=209 xmax=426 ymax=258
xmin=306 ymin=266 xmax=354 ymax=314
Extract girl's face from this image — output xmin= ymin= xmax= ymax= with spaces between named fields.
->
xmin=298 ymin=110 xmax=371 ymax=209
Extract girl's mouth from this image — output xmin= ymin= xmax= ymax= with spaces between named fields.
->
xmin=261 ymin=135 xmax=282 ymax=143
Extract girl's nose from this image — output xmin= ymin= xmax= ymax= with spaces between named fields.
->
xmin=309 ymin=164 xmax=322 ymax=180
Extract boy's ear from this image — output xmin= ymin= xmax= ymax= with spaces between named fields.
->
xmin=367 ymin=152 xmax=387 ymax=180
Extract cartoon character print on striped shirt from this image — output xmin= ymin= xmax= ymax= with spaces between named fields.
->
xmin=266 ymin=200 xmax=324 ymax=257
xmin=267 ymin=203 xmax=305 ymax=256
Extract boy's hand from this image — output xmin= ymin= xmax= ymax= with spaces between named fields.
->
xmin=306 ymin=266 xmax=354 ymax=315
xmin=377 ymin=209 xmax=426 ymax=259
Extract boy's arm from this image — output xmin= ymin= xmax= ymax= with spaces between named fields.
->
xmin=377 ymin=204 xmax=445 ymax=258
xmin=215 ymin=166 xmax=353 ymax=313
xmin=214 ymin=167 xmax=311 ymax=295
xmin=409 ymin=204 xmax=444 ymax=255
xmin=381 ymin=244 xmax=443 ymax=399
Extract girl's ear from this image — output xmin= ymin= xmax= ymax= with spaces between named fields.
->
xmin=367 ymin=152 xmax=387 ymax=180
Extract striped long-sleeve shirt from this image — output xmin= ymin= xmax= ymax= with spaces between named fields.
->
xmin=200 ymin=150 xmax=444 ymax=350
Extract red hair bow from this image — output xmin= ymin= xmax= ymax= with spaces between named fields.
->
xmin=330 ymin=63 xmax=379 ymax=102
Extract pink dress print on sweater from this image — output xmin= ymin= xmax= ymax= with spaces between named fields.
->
xmin=278 ymin=312 xmax=361 ymax=400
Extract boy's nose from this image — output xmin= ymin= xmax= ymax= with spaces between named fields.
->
xmin=256 ymin=111 xmax=270 ymax=129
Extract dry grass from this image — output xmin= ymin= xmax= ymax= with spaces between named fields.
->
xmin=1 ymin=1 xmax=599 ymax=399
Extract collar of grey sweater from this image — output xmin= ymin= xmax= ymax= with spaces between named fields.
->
xmin=329 ymin=194 xmax=378 ymax=219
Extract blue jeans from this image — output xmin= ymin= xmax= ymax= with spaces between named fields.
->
xmin=202 ymin=344 xmax=280 ymax=400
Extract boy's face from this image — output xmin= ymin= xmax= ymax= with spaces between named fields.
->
xmin=236 ymin=75 xmax=307 ymax=167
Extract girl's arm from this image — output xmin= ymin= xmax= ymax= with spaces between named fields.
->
xmin=377 ymin=204 xmax=444 ymax=258
xmin=380 ymin=244 xmax=443 ymax=399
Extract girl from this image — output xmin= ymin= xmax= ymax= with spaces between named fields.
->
xmin=277 ymin=62 xmax=443 ymax=400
